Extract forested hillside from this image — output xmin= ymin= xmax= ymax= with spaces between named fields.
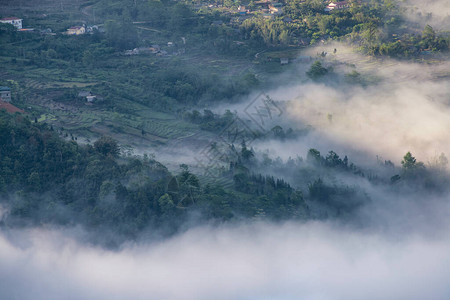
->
xmin=0 ymin=111 xmax=310 ymax=244
xmin=2 ymin=109 xmax=448 ymax=246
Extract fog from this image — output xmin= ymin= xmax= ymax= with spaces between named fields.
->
xmin=400 ymin=0 xmax=450 ymax=30
xmin=1 ymin=212 xmax=450 ymax=300
xmin=242 ymin=44 xmax=450 ymax=167
xmin=285 ymin=78 xmax=450 ymax=162
xmin=154 ymin=44 xmax=449 ymax=170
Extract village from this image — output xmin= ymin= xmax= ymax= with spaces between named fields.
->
xmin=0 ymin=0 xmax=352 ymax=57
xmin=1 ymin=0 xmax=443 ymax=120
xmin=0 ymin=0 xmax=355 ymax=117
xmin=192 ymin=0 xmax=351 ymax=19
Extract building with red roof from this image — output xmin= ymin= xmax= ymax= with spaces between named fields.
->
xmin=325 ymin=1 xmax=350 ymax=12
xmin=0 ymin=98 xmax=24 ymax=114
xmin=0 ymin=17 xmax=23 ymax=29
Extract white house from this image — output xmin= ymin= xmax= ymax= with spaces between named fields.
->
xmin=0 ymin=86 xmax=11 ymax=102
xmin=0 ymin=17 xmax=23 ymax=29
xmin=66 ymin=26 xmax=85 ymax=35
xmin=86 ymin=95 xmax=96 ymax=103
xmin=325 ymin=1 xmax=350 ymax=12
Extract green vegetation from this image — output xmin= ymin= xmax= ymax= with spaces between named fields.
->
xmin=307 ymin=60 xmax=329 ymax=79
xmin=0 ymin=0 xmax=449 ymax=244
xmin=0 ymin=0 xmax=447 ymax=138
xmin=1 ymin=108 xmax=449 ymax=243
xmin=0 ymin=112 xmax=310 ymax=243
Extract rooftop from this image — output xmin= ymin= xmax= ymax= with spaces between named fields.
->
xmin=0 ymin=17 xmax=22 ymax=21
xmin=0 ymin=86 xmax=11 ymax=91
xmin=328 ymin=1 xmax=348 ymax=5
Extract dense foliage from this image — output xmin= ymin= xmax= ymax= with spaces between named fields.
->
xmin=0 ymin=112 xmax=310 ymax=243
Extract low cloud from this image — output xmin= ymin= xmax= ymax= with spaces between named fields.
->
xmin=246 ymin=44 xmax=450 ymax=165
xmin=1 ymin=212 xmax=450 ymax=300
xmin=400 ymin=0 xmax=450 ymax=30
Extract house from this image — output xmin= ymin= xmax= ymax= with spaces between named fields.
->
xmin=86 ymin=25 xmax=96 ymax=33
xmin=86 ymin=95 xmax=96 ymax=103
xmin=78 ymin=91 xmax=92 ymax=98
xmin=336 ymin=1 xmax=351 ymax=9
xmin=124 ymin=49 xmax=139 ymax=55
xmin=280 ymin=58 xmax=289 ymax=65
xmin=254 ymin=0 xmax=271 ymax=9
xmin=238 ymin=6 xmax=248 ymax=15
xmin=86 ymin=25 xmax=104 ymax=33
xmin=0 ymin=99 xmax=23 ymax=114
xmin=150 ymin=45 xmax=161 ymax=52
xmin=137 ymin=47 xmax=153 ymax=54
xmin=40 ymin=28 xmax=55 ymax=35
xmin=325 ymin=3 xmax=335 ymax=11
xmin=325 ymin=1 xmax=350 ymax=12
xmin=66 ymin=26 xmax=85 ymax=35
xmin=124 ymin=47 xmax=153 ymax=55
xmin=78 ymin=91 xmax=98 ymax=103
xmin=269 ymin=2 xmax=283 ymax=15
xmin=156 ymin=50 xmax=168 ymax=56
xmin=0 ymin=86 xmax=11 ymax=102
xmin=0 ymin=17 xmax=23 ymax=29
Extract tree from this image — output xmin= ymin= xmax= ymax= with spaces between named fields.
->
xmin=241 ymin=141 xmax=254 ymax=161
xmin=325 ymin=151 xmax=343 ymax=167
xmin=401 ymin=151 xmax=416 ymax=171
xmin=422 ymin=25 xmax=436 ymax=42
xmin=361 ymin=22 xmax=380 ymax=54
xmin=94 ymin=136 xmax=120 ymax=157
xmin=169 ymin=3 xmax=194 ymax=31
xmin=27 ymin=171 xmax=42 ymax=192
xmin=438 ymin=153 xmax=448 ymax=169
xmin=308 ymin=178 xmax=331 ymax=202
xmin=158 ymin=193 xmax=175 ymax=214
xmin=279 ymin=30 xmax=290 ymax=45
xmin=105 ymin=20 xmax=138 ymax=50
xmin=345 ymin=70 xmax=363 ymax=84
xmin=271 ymin=125 xmax=285 ymax=139
xmin=429 ymin=152 xmax=448 ymax=171
xmin=242 ymin=73 xmax=259 ymax=88
xmin=307 ymin=148 xmax=322 ymax=164
xmin=401 ymin=151 xmax=425 ymax=178
xmin=306 ymin=61 xmax=328 ymax=79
